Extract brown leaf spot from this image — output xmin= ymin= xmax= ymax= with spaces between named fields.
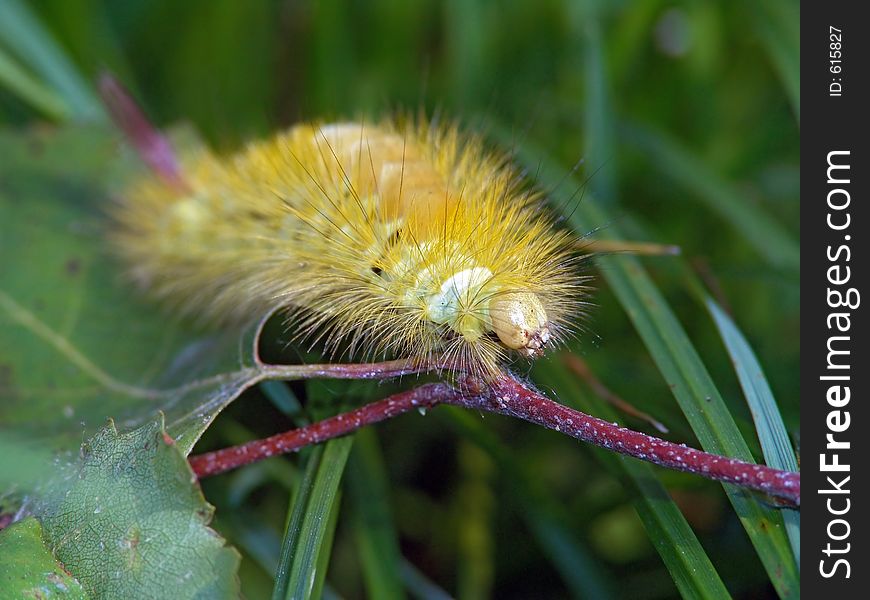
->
xmin=64 ymin=258 xmax=81 ymax=276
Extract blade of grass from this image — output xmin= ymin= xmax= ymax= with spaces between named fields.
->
xmin=0 ymin=0 xmax=102 ymax=120
xmin=272 ymin=445 xmax=325 ymax=600
xmin=620 ymin=122 xmax=799 ymax=272
xmin=608 ymin=0 xmax=665 ymax=84
xmin=400 ymin=559 xmax=453 ymax=600
xmin=348 ymin=428 xmax=406 ymax=600
xmin=32 ymin=0 xmax=138 ymax=95
xmin=499 ymin=14 xmax=746 ymax=589
xmin=492 ymin=130 xmax=799 ymax=598
xmin=706 ymin=297 xmax=800 ymax=567
xmin=0 ymin=48 xmax=69 ymax=120
xmin=577 ymin=213 xmax=798 ymax=598
xmin=283 ymin=436 xmax=353 ymax=600
xmin=569 ymin=2 xmax=616 ymax=205
xmin=310 ymin=487 xmax=344 ymax=600
xmin=536 ymin=361 xmax=731 ymax=600
xmin=236 ymin=455 xmax=341 ymax=598
xmin=271 ymin=433 xmax=354 ymax=600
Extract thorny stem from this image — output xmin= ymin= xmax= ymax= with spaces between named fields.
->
xmin=189 ymin=371 xmax=800 ymax=508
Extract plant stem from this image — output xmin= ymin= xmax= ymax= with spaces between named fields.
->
xmin=188 ymin=372 xmax=800 ymax=507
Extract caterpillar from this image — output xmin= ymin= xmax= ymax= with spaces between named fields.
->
xmin=106 ymin=84 xmax=589 ymax=378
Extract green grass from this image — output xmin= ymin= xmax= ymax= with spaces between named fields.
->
xmin=1 ymin=1 xmax=799 ymax=598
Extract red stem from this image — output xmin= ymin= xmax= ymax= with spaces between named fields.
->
xmin=188 ymin=375 xmax=800 ymax=507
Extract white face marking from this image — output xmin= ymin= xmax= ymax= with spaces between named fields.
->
xmin=426 ymin=267 xmax=494 ymax=327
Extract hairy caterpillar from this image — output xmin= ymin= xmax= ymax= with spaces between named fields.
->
xmin=108 ymin=88 xmax=589 ymax=377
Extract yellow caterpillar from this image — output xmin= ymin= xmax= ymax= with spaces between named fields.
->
xmin=111 ymin=106 xmax=588 ymax=377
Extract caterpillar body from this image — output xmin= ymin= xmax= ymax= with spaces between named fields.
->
xmin=112 ymin=113 xmax=588 ymax=377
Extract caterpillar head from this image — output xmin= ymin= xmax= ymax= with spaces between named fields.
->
xmin=488 ymin=291 xmax=551 ymax=358
xmin=424 ymin=268 xmax=553 ymax=364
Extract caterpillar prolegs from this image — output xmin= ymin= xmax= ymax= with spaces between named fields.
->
xmin=111 ymin=110 xmax=589 ymax=377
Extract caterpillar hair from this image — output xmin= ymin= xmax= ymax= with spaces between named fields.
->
xmin=102 ymin=76 xmax=592 ymax=378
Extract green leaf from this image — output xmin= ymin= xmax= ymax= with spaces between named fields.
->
xmin=348 ymin=428 xmax=406 ymax=600
xmin=0 ymin=430 xmax=57 ymax=493
xmin=37 ymin=419 xmax=240 ymax=599
xmin=706 ymin=297 xmax=800 ymax=566
xmin=0 ymin=517 xmax=88 ymax=600
xmin=0 ymin=125 xmax=401 ymax=456
xmin=0 ymin=125 xmax=281 ymax=455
